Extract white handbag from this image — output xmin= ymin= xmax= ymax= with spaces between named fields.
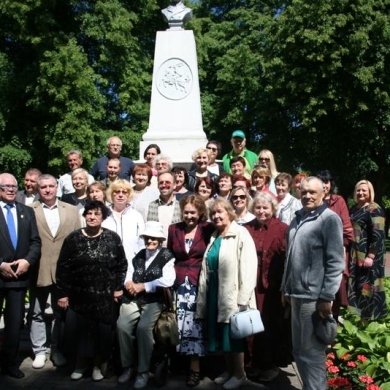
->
xmin=230 ymin=309 xmax=264 ymax=339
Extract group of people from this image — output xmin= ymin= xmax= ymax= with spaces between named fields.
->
xmin=0 ymin=132 xmax=387 ymax=390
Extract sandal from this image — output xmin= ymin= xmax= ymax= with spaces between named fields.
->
xmin=186 ymin=370 xmax=200 ymax=387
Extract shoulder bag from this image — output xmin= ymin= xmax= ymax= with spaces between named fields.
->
xmin=154 ymin=287 xmax=180 ymax=346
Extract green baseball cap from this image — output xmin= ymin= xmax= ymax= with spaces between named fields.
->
xmin=231 ymin=130 xmax=246 ymax=139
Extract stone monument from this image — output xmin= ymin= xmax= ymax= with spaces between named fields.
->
xmin=139 ymin=0 xmax=207 ymax=163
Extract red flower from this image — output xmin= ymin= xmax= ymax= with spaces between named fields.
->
xmin=357 ymin=355 xmax=368 ymax=362
xmin=346 ymin=361 xmax=357 ymax=368
xmin=327 ymin=366 xmax=340 ymax=374
xmin=366 ymin=385 xmax=380 ymax=390
xmin=359 ymin=375 xmax=374 ymax=384
xmin=327 ymin=377 xmax=351 ymax=387
xmin=327 ymin=352 xmax=336 ymax=360
xmin=326 ymin=360 xmax=334 ymax=367
xmin=341 ymin=353 xmax=351 ymax=360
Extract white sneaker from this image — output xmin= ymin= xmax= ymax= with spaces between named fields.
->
xmin=223 ymin=375 xmax=247 ymax=390
xmin=71 ymin=368 xmax=86 ymax=380
xmin=214 ymin=371 xmax=230 ymax=385
xmin=92 ymin=366 xmax=104 ymax=381
xmin=32 ymin=354 xmax=46 ymax=369
xmin=134 ymin=373 xmax=149 ymax=389
xmin=118 ymin=367 xmax=133 ymax=384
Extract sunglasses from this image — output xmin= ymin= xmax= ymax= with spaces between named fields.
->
xmin=231 ymin=195 xmax=246 ymax=200
xmin=113 ymin=189 xmax=128 ymax=195
xmin=259 ymin=157 xmax=270 ymax=162
xmin=207 ymin=147 xmax=218 ymax=152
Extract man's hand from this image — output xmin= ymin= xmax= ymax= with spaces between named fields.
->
xmin=281 ymin=295 xmax=290 ymax=306
xmin=317 ymin=299 xmax=332 ymax=318
xmin=14 ymin=259 xmax=30 ymax=276
xmin=0 ymin=262 xmax=18 ymax=279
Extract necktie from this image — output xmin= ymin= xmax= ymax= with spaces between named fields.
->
xmin=5 ymin=204 xmax=17 ymax=249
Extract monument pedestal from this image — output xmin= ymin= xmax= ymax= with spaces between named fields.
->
xmin=140 ymin=30 xmax=207 ymax=162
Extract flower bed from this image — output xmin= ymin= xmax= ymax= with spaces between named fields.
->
xmin=327 ymin=279 xmax=390 ymax=389
xmin=327 ymin=351 xmax=381 ymax=389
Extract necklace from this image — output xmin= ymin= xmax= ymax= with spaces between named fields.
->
xmin=85 ymin=232 xmax=103 ymax=257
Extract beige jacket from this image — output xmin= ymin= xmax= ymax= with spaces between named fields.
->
xmin=196 ymin=220 xmax=257 ymax=323
xmin=30 ymin=200 xmax=81 ymax=286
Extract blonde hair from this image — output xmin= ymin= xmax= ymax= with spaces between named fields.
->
xmin=251 ymin=167 xmax=271 ymax=186
xmin=192 ymin=147 xmax=211 ymax=162
xmin=106 ymin=179 xmax=133 ymax=203
xmin=71 ymin=168 xmax=89 ymax=181
xmin=258 ymin=149 xmax=278 ymax=178
xmin=354 ymin=180 xmax=375 ymax=204
xmin=208 ymin=197 xmax=237 ymax=222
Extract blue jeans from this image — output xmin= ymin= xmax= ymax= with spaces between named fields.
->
xmin=290 ymin=298 xmax=327 ymax=390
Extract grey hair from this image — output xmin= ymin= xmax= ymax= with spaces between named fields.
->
xmin=37 ymin=174 xmax=57 ymax=188
xmin=153 ymin=153 xmax=173 ymax=170
xmin=250 ymin=192 xmax=279 ymax=216
xmin=66 ymin=150 xmax=83 ymax=158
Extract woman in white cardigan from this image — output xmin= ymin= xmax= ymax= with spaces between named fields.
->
xmin=196 ymin=197 xmax=257 ymax=390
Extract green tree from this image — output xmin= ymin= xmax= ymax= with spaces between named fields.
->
xmin=262 ymin=0 xmax=390 ymax=196
xmin=0 ymin=0 xmax=166 ymax=179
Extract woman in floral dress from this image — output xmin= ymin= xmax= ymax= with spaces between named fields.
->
xmin=348 ymin=180 xmax=387 ymax=322
xmin=167 ymin=195 xmax=214 ymax=387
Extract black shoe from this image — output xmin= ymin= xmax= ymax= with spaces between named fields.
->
xmin=2 ymin=366 xmax=25 ymax=379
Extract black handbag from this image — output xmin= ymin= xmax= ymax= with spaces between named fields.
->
xmin=154 ymin=288 xmax=180 ymax=346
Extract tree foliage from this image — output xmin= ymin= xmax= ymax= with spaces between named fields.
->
xmin=0 ymin=0 xmax=166 ymax=178
xmin=1 ymin=0 xmax=390 ymax=198
xmin=192 ymin=0 xmax=390 ymax=197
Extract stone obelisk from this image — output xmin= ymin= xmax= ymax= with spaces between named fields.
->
xmin=139 ymin=0 xmax=207 ymax=162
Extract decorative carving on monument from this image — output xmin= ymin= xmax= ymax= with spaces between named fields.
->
xmin=162 ymin=0 xmax=193 ymax=30
xmin=156 ymin=58 xmax=193 ymax=100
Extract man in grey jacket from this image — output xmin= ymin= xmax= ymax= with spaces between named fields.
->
xmin=281 ymin=176 xmax=344 ymax=390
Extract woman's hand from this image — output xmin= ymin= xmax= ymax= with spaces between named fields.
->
xmin=58 ymin=297 xmax=69 ymax=310
xmin=362 ymin=257 xmax=374 ymax=267
xmin=125 ymin=281 xmax=145 ymax=296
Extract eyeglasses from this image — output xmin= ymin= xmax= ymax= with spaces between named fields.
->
xmin=113 ymin=189 xmax=128 ymax=195
xmin=259 ymin=157 xmax=270 ymax=162
xmin=0 ymin=184 xmax=18 ymax=191
xmin=109 ymin=144 xmax=121 ymax=147
xmin=231 ymin=195 xmax=246 ymax=200
xmin=207 ymin=147 xmax=218 ymax=152
xmin=143 ymin=236 xmax=159 ymax=241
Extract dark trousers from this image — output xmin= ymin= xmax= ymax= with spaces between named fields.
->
xmin=0 ymin=288 xmax=26 ymax=368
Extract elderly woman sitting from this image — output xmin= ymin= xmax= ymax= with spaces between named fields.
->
xmin=116 ymin=221 xmax=176 ymax=389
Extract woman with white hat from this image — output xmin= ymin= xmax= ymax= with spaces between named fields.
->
xmin=116 ymin=221 xmax=176 ymax=389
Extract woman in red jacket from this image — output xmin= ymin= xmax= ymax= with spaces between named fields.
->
xmin=167 ymin=195 xmax=214 ymax=387
xmin=244 ymin=192 xmax=288 ymax=382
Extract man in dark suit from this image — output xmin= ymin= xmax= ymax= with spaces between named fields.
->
xmin=0 ymin=173 xmax=41 ymax=378
xmin=89 ymin=136 xmax=135 ymax=181
xmin=16 ymin=168 xmax=42 ymax=205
